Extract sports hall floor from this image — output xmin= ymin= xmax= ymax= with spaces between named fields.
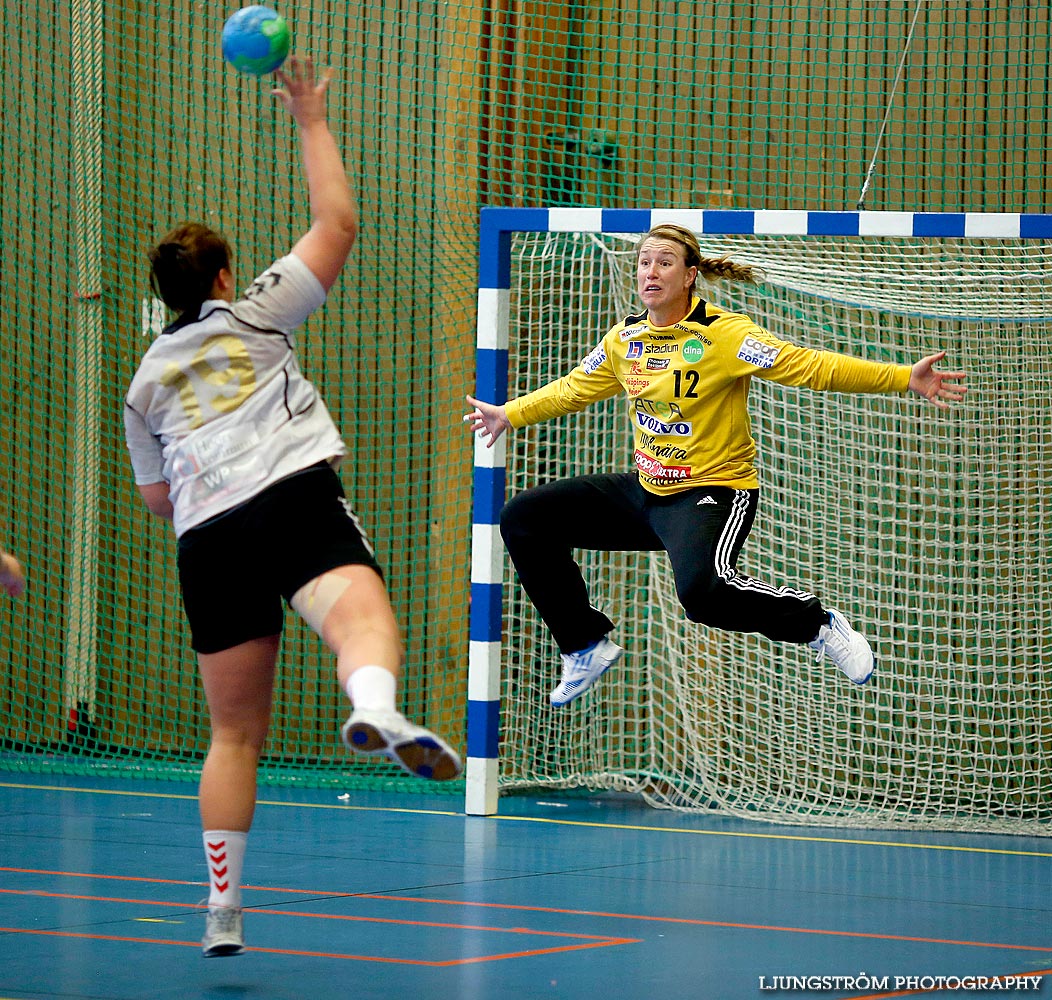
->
xmin=0 ymin=773 xmax=1047 ymax=1000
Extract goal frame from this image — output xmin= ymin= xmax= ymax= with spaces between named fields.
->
xmin=465 ymin=206 xmax=1052 ymax=818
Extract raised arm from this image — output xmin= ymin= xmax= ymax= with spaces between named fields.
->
xmin=272 ymin=57 xmax=358 ymax=291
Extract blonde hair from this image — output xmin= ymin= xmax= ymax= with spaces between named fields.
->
xmin=635 ymin=223 xmax=762 ymax=294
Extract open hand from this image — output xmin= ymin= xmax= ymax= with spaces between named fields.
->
xmin=272 ymin=56 xmax=335 ymax=126
xmin=908 ymin=351 xmax=969 ymax=410
xmin=464 ymin=395 xmax=511 ymax=448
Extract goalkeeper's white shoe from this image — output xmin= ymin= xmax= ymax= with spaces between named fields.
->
xmin=808 ymin=609 xmax=875 ymax=685
xmin=202 ymin=905 xmax=244 ymax=958
xmin=550 ymin=637 xmax=623 ymax=706
xmin=341 ymin=708 xmax=462 ymax=781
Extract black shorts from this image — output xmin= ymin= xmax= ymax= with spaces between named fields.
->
xmin=177 ymin=463 xmax=383 ymax=654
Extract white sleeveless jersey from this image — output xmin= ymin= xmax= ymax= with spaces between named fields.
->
xmin=124 ymin=252 xmax=346 ymax=536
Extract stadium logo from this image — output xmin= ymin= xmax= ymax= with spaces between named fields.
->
xmin=626 ymin=341 xmax=644 ymax=358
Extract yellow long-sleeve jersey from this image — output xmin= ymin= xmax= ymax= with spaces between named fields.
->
xmin=504 ymin=296 xmax=912 ymax=494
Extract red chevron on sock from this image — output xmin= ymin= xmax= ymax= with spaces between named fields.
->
xmin=206 ymin=840 xmax=225 ymax=851
xmin=211 ymin=866 xmax=228 ymax=880
xmin=213 ymin=881 xmax=229 ymax=893
xmin=208 ymin=851 xmax=226 ymax=863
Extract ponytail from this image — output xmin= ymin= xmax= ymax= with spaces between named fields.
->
xmin=635 ymin=223 xmax=763 ymax=293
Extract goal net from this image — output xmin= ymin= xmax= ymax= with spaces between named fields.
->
xmin=494 ymin=224 xmax=1052 ymax=835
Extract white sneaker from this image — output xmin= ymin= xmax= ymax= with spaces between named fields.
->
xmin=341 ymin=708 xmax=462 ymax=781
xmin=550 ymin=637 xmax=623 ymax=706
xmin=202 ymin=905 xmax=244 ymax=958
xmin=808 ymin=609 xmax=874 ymax=685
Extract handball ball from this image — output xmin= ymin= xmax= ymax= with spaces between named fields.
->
xmin=222 ymin=6 xmax=290 ymax=76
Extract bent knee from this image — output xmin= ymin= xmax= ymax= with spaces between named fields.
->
xmin=676 ymin=575 xmax=726 ymax=624
xmin=291 ymin=570 xmax=356 ymax=635
xmin=499 ymin=490 xmax=543 ymax=539
xmin=292 ymin=566 xmax=399 ymax=652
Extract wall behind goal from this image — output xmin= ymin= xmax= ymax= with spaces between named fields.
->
xmin=0 ymin=1 xmax=1047 ymax=789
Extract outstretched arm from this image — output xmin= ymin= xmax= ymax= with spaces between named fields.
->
xmin=273 ymin=57 xmax=358 ymax=292
xmin=464 ymin=395 xmax=512 ymax=448
xmin=908 ymin=351 xmax=969 ymax=410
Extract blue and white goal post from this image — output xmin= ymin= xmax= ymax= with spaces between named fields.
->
xmin=465 ymin=206 xmax=1052 ymax=818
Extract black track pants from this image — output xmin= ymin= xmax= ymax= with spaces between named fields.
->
xmin=499 ymin=472 xmax=828 ymax=654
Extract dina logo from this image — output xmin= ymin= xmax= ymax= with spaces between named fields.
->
xmin=682 ymin=339 xmax=705 ymax=363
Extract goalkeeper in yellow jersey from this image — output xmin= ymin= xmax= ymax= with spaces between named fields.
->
xmin=464 ymin=223 xmax=967 ymax=706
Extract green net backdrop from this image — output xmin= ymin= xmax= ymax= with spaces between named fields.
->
xmin=1 ymin=1 xmax=1048 ymax=795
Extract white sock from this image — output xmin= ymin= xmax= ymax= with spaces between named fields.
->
xmin=345 ymin=665 xmax=397 ymax=712
xmin=203 ymin=830 xmax=247 ymax=909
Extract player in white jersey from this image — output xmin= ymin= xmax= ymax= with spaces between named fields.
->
xmin=125 ymin=248 xmax=348 ymax=536
xmin=466 ymin=223 xmax=968 ymax=707
xmin=124 ymin=57 xmax=460 ymax=959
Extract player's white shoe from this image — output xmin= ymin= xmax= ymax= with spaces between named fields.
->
xmin=341 ymin=709 xmax=462 ymax=781
xmin=550 ymin=637 xmax=624 ymax=706
xmin=808 ymin=609 xmax=875 ymax=685
xmin=202 ymin=905 xmax=244 ymax=958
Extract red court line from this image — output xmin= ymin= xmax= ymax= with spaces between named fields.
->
xmin=0 ymin=926 xmax=637 ymax=966
xmin=0 ymin=888 xmax=628 ymax=940
xmin=2 ymin=866 xmax=206 ymax=887
xmin=4 ymin=867 xmax=1047 ymax=957
xmin=0 ymin=928 xmax=199 ymax=949
xmin=341 ymin=893 xmax=1052 ymax=955
xmin=0 ymin=888 xmax=638 ymax=966
xmin=249 ymin=906 xmax=631 ymax=941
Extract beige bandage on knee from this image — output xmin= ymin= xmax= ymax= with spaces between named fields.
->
xmin=291 ymin=572 xmax=354 ymax=637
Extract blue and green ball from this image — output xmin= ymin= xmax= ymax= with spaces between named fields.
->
xmin=222 ymin=6 xmax=290 ymax=76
